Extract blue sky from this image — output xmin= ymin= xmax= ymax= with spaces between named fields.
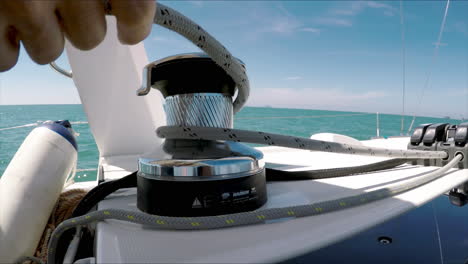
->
xmin=0 ymin=1 xmax=467 ymax=118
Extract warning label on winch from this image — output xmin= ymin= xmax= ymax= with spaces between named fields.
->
xmin=192 ymin=197 xmax=202 ymax=208
xmin=191 ymin=188 xmax=258 ymax=209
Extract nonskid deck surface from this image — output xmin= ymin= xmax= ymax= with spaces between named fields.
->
xmin=76 ymin=137 xmax=468 ymax=263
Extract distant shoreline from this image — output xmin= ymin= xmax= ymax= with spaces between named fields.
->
xmin=0 ymin=104 xmax=462 ymax=120
xmin=243 ymin=106 xmax=462 ymax=120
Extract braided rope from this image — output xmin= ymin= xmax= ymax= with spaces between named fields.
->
xmin=153 ymin=3 xmax=249 ymax=113
xmin=32 ymin=189 xmax=87 ymax=263
xmin=157 ymin=126 xmax=448 ymax=159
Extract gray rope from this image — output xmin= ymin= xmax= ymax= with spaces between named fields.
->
xmin=156 ymin=126 xmax=448 ymax=159
xmin=47 ymin=155 xmax=461 ymax=264
xmin=266 ymin=158 xmax=411 ymax=181
xmin=154 ymin=3 xmax=248 ymax=113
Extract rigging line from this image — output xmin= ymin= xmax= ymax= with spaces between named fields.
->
xmin=0 ymin=123 xmax=38 ymax=131
xmin=0 ymin=121 xmax=88 ymax=131
xmin=407 ymin=0 xmax=451 ymax=134
xmin=466 ymin=15 xmax=468 ymax=121
xmin=399 ymin=0 xmax=406 ymax=135
xmin=75 ymin=168 xmax=97 ymax=172
xmin=234 ymin=113 xmax=371 ymax=120
xmin=431 ymin=202 xmax=444 ymax=264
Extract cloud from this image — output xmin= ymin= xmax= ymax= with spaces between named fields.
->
xmin=284 ymin=76 xmax=302 ymax=81
xmin=320 ymin=1 xmax=397 ymax=28
xmin=315 ymin=17 xmax=353 ymax=27
xmin=247 ymin=87 xmax=387 ymax=110
xmin=432 ymin=42 xmax=448 ymax=47
xmin=331 ymin=1 xmax=366 ymax=16
xmin=188 ymin=1 xmax=203 ymax=7
xmin=265 ymin=18 xmax=302 ymax=34
xmin=333 ymin=1 xmax=397 ymax=16
xmin=320 ymin=50 xmax=398 ymax=57
xmin=242 ymin=2 xmax=322 ymax=37
xmin=454 ymin=21 xmax=468 ymax=36
xmin=152 ymin=36 xmax=168 ymax=42
xmin=367 ymin=1 xmax=395 ymax=11
xmin=150 ymin=36 xmax=195 ymax=50
xmin=300 ymin=27 xmax=321 ymax=33
xmin=266 ymin=21 xmax=320 ymax=35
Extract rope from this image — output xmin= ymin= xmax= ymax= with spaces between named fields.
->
xmin=235 ymin=113 xmax=371 ymax=120
xmin=75 ymin=168 xmax=97 ymax=172
xmin=266 ymin=158 xmax=411 ymax=181
xmin=0 ymin=123 xmax=38 ymax=131
xmin=15 ymin=256 xmax=44 ymax=264
xmin=72 ymin=172 xmax=136 ymax=217
xmin=399 ymin=0 xmax=406 ymax=135
xmin=156 ymin=126 xmax=448 ymax=159
xmin=466 ymin=19 xmax=468 ymax=121
xmin=0 ymin=121 xmax=88 ymax=132
xmin=32 ymin=189 xmax=87 ymax=263
xmin=407 ymin=0 xmax=450 ymax=134
xmin=46 ymin=154 xmax=462 ymax=264
xmin=153 ymin=3 xmax=249 ymax=113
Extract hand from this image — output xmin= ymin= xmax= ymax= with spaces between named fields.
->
xmin=0 ymin=0 xmax=156 ymax=72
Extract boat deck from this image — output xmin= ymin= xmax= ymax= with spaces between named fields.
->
xmin=88 ymin=137 xmax=468 ymax=263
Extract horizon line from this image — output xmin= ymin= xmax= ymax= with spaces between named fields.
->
xmin=0 ymin=103 xmax=462 ymax=120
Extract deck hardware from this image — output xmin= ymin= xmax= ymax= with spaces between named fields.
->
xmin=377 ymin=236 xmax=393 ymax=244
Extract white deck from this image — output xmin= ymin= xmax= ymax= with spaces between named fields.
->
xmin=93 ymin=136 xmax=468 ymax=263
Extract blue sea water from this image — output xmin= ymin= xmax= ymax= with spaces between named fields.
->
xmin=0 ymin=104 xmax=461 ymax=182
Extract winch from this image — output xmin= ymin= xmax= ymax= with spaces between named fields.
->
xmin=135 ymin=53 xmax=267 ymax=216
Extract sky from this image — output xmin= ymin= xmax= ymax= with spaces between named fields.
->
xmin=0 ymin=1 xmax=467 ymax=118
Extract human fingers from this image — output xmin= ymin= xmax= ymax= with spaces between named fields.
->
xmin=109 ymin=0 xmax=156 ymax=45
xmin=57 ymin=0 xmax=107 ymax=50
xmin=0 ymin=23 xmax=20 ymax=72
xmin=10 ymin=1 xmax=64 ymax=65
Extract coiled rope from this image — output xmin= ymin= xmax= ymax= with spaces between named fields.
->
xmin=27 ymin=189 xmax=87 ymax=264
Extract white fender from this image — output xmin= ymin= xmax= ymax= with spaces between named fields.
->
xmin=0 ymin=124 xmax=77 ymax=263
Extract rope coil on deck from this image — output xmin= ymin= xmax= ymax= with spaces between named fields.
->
xmin=33 ymin=190 xmax=87 ymax=264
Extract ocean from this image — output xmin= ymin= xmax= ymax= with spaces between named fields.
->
xmin=0 ymin=104 xmax=461 ymax=182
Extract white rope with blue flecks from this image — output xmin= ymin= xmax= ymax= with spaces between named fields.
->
xmin=157 ymin=126 xmax=448 ymax=159
xmin=154 ymin=3 xmax=249 ymax=113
